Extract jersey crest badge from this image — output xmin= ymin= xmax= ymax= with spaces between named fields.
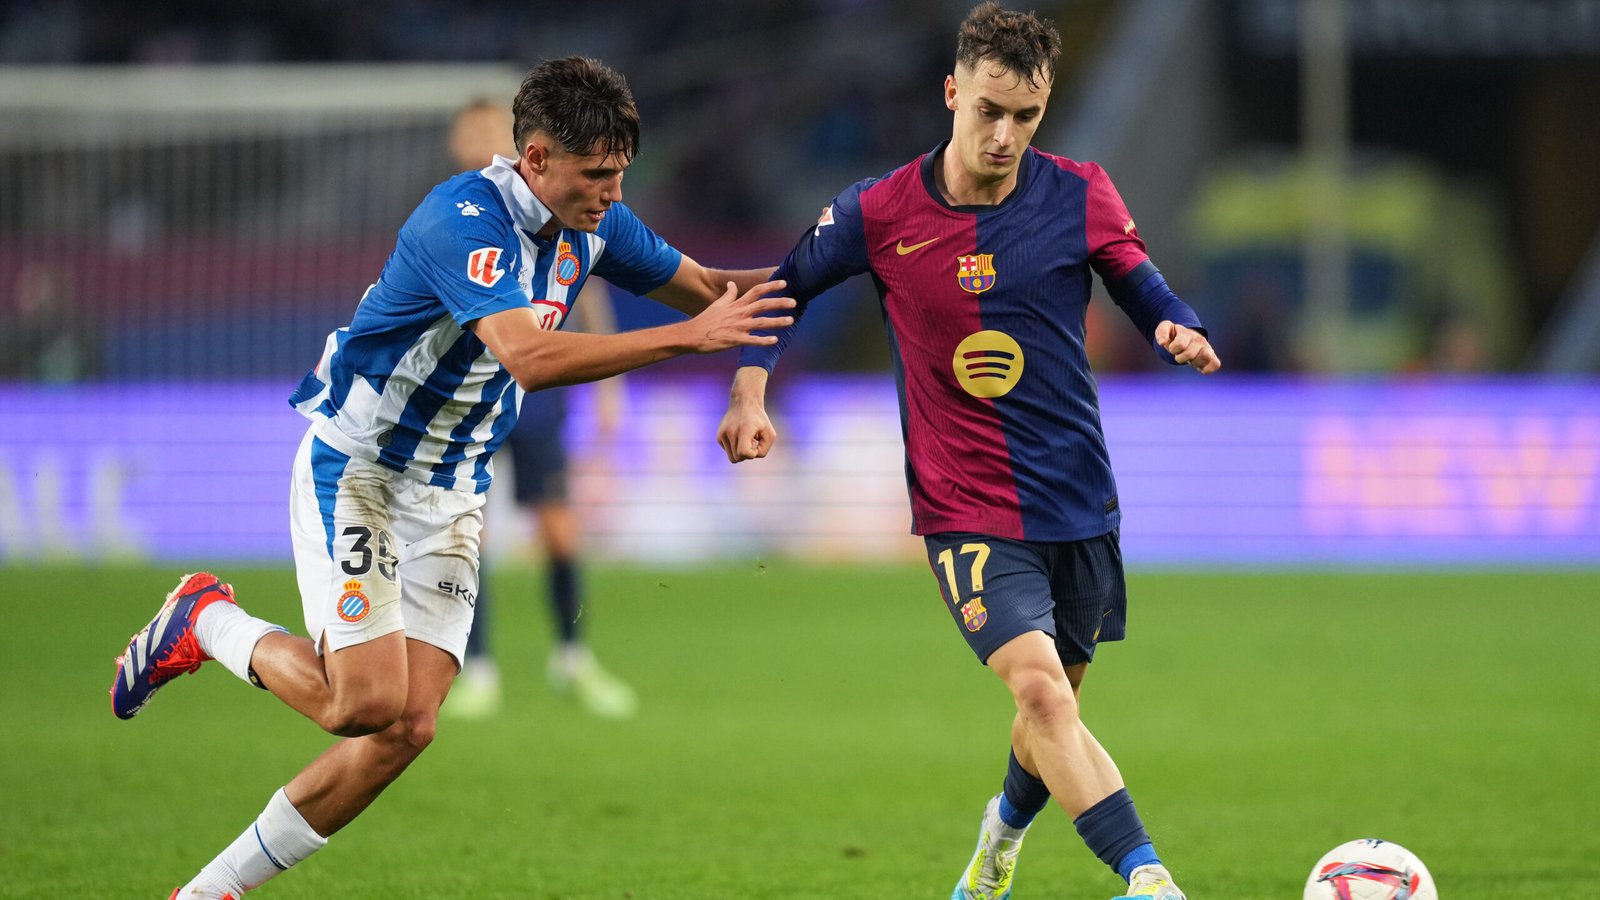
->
xmin=467 ymin=247 xmax=506 ymax=288
xmin=555 ymin=240 xmax=581 ymax=286
xmin=337 ymin=580 xmax=371 ymax=623
xmin=957 ymin=253 xmax=997 ymax=294
xmin=961 ymin=597 xmax=988 ymax=632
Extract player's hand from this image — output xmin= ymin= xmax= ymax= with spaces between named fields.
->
xmin=1155 ymin=320 xmax=1221 ymax=374
xmin=687 ymin=280 xmax=794 ymax=353
xmin=717 ymin=399 xmax=778 ymax=463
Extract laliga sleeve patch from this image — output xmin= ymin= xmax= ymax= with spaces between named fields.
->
xmin=813 ymin=205 xmax=834 ymax=237
xmin=467 ymin=247 xmax=506 ymax=288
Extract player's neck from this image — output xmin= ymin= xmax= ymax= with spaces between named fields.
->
xmin=936 ymin=147 xmax=1017 ymax=207
xmin=514 ymin=157 xmax=564 ymax=238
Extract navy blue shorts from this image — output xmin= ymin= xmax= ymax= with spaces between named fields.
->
xmin=923 ymin=530 xmax=1127 ymax=666
xmin=507 ymin=388 xmax=569 ymax=505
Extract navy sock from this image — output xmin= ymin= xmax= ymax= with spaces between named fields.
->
xmin=1072 ymin=788 xmax=1159 ymax=881
xmin=997 ymin=749 xmax=1050 ymax=828
xmin=548 ymin=559 xmax=580 ymax=644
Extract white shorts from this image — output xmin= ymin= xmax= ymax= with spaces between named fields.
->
xmin=289 ymin=428 xmax=485 ymax=667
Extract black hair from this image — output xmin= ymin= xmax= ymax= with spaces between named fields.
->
xmin=512 ymin=56 xmax=640 ymax=160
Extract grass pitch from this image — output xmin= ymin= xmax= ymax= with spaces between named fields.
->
xmin=1 ymin=564 xmax=1595 ymax=898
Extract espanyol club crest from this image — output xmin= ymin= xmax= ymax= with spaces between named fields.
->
xmin=467 ymin=247 xmax=506 ymax=288
xmin=555 ymin=240 xmax=581 ymax=286
xmin=957 ymin=253 xmax=997 ymax=294
xmin=337 ymin=579 xmax=371 ymax=623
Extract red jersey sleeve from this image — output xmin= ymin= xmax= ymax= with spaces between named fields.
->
xmin=1083 ymin=163 xmax=1150 ymax=283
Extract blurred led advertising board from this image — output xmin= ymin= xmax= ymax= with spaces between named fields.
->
xmin=2 ymin=378 xmax=1596 ymax=567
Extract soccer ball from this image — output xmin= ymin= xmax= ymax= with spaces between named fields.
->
xmin=1304 ymin=838 xmax=1437 ymax=900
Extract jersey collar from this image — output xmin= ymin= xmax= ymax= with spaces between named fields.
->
xmin=919 ymin=140 xmax=1034 ymax=214
xmin=481 ymin=154 xmax=555 ymax=236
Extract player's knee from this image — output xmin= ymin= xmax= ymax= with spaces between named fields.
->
xmin=322 ymin=692 xmax=407 ymax=737
xmin=1009 ymin=669 xmax=1078 ymax=726
xmin=398 ymin=709 xmax=437 ymax=753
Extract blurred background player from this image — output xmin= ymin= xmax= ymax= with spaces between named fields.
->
xmin=719 ymin=5 xmax=1217 ymax=900
xmin=442 ymin=98 xmax=639 ymax=720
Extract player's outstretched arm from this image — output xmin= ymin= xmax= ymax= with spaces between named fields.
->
xmin=1155 ymin=320 xmax=1222 ymax=374
xmin=472 ymin=281 xmax=793 ymax=392
xmin=718 ymin=365 xmax=778 ymax=463
xmin=648 ymin=256 xmax=780 ymax=315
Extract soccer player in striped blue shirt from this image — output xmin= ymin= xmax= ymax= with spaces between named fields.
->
xmin=719 ymin=5 xmax=1219 ymax=899
xmin=110 ymin=57 xmax=792 ymax=898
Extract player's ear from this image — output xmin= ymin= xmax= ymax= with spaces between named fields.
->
xmin=944 ymin=74 xmax=959 ymax=112
xmin=523 ymin=139 xmax=548 ymax=173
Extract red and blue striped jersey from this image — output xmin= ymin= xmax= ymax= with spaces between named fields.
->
xmin=743 ymin=143 xmax=1205 ymax=541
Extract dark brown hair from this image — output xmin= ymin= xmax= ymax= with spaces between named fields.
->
xmin=512 ymin=56 xmax=640 ymax=160
xmin=956 ymin=2 xmax=1062 ymax=88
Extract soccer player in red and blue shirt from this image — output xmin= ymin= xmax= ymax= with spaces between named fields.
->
xmin=719 ymin=5 xmax=1220 ymax=899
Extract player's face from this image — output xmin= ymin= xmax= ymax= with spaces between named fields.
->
xmin=524 ymin=137 xmax=629 ymax=235
xmin=945 ymin=61 xmax=1051 ymax=184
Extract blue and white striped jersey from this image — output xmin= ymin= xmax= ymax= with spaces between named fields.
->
xmin=291 ymin=155 xmax=681 ymax=493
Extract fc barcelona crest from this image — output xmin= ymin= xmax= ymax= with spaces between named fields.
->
xmin=957 ymin=253 xmax=997 ymax=294
xmin=961 ymin=596 xmax=988 ymax=632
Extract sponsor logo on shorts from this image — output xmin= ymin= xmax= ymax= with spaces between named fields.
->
xmin=961 ymin=596 xmax=988 ymax=632
xmin=337 ymin=579 xmax=371 ymax=623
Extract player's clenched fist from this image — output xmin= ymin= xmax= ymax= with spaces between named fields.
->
xmin=717 ymin=401 xmax=777 ymax=463
xmin=717 ymin=366 xmax=778 ymax=463
xmin=1155 ymin=320 xmax=1221 ymax=374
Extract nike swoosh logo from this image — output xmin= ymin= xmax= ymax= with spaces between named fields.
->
xmin=895 ymin=237 xmax=940 ymax=255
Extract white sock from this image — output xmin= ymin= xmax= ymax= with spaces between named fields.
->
xmin=194 ymin=600 xmax=286 ymax=684
xmin=461 ymin=656 xmax=500 ymax=687
xmin=181 ymin=788 xmax=327 ymax=897
xmin=555 ymin=642 xmax=593 ymax=674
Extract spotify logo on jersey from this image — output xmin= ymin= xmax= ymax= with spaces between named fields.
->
xmin=952 ymin=330 xmax=1024 ymax=398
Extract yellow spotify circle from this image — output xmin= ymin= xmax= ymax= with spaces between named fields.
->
xmin=952 ymin=330 xmax=1025 ymax=398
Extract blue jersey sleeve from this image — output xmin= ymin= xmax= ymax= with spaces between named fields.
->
xmin=740 ymin=180 xmax=874 ymax=371
xmin=409 ymin=194 xmax=530 ymax=327
xmin=591 ymin=202 xmax=683 ymax=296
xmin=1105 ymin=259 xmax=1207 ymax=365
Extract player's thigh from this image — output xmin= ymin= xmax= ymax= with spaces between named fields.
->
xmin=289 ymin=431 xmax=405 ymax=657
xmin=924 ymin=532 xmax=1055 ymax=665
xmin=390 ymin=479 xmax=485 ymax=670
xmin=1045 ymin=528 xmax=1128 ymax=667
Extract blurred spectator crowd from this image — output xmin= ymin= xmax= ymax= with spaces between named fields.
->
xmin=1 ymin=0 xmax=1581 ymax=379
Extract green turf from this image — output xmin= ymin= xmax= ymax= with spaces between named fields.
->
xmin=1 ymin=564 xmax=1595 ymax=898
